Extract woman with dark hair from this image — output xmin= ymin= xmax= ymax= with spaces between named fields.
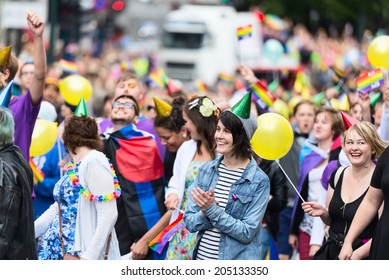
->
xmin=164 ymin=95 xmax=219 ymax=259
xmin=35 ymin=115 xmax=121 ymax=260
xmin=153 ymin=96 xmax=190 ymax=182
xmin=184 ymin=92 xmax=270 ymax=260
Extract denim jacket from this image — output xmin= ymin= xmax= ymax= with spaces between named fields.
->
xmin=184 ymin=156 xmax=270 ymax=260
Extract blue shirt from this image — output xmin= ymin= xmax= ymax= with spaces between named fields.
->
xmin=184 ymin=156 xmax=270 ymax=260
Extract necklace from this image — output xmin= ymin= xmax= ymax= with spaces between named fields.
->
xmin=67 ymin=160 xmax=121 ymax=202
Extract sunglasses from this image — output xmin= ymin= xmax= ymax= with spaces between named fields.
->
xmin=112 ymin=101 xmax=135 ymax=109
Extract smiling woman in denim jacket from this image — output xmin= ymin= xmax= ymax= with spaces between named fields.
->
xmin=184 ymin=92 xmax=270 ymax=260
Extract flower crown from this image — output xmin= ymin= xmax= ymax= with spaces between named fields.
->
xmin=189 ymin=97 xmax=220 ymax=117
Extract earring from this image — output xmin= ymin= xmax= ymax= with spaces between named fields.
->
xmin=182 ymin=133 xmax=187 ymax=138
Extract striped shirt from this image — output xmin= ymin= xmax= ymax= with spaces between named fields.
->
xmin=196 ymin=163 xmax=244 ymax=260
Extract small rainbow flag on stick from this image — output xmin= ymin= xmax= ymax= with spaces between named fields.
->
xmin=251 ymin=80 xmax=277 ymax=110
xmin=330 ymin=65 xmax=346 ymax=82
xmin=149 ymin=212 xmax=185 ymax=254
xmin=29 ymin=157 xmax=45 ymax=185
xmin=356 ymin=69 xmax=384 ymax=94
xmin=236 ymin=24 xmax=253 ymax=40
xmin=58 ymin=59 xmax=78 ymax=74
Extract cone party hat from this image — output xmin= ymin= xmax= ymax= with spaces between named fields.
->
xmin=74 ymin=97 xmax=88 ymax=116
xmin=153 ymin=97 xmax=172 ymax=117
xmin=0 ymin=46 xmax=12 ymax=66
xmin=0 ymin=80 xmax=14 ymax=108
xmin=231 ymin=90 xmax=252 ymax=119
xmin=340 ymin=111 xmax=359 ymax=130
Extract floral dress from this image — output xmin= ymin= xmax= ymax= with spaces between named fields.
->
xmin=37 ymin=163 xmax=81 ymax=260
xmin=166 ymin=160 xmax=202 ymax=260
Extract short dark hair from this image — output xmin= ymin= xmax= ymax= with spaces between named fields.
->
xmin=62 ymin=115 xmax=102 ymax=154
xmin=219 ymin=110 xmax=252 ymax=159
xmin=154 ymin=96 xmax=186 ymax=133
xmin=113 ymin=94 xmax=140 ymax=116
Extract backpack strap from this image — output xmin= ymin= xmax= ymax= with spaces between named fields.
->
xmin=334 ymin=165 xmax=347 ymax=188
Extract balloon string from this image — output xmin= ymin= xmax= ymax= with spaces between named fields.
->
xmin=275 ymin=159 xmax=305 ymax=203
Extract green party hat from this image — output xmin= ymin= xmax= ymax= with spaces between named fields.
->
xmin=74 ymin=97 xmax=88 ymax=116
xmin=0 ymin=46 xmax=12 ymax=66
xmin=231 ymin=90 xmax=252 ymax=119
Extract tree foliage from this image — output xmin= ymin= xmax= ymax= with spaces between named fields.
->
xmin=235 ymin=0 xmax=389 ymax=40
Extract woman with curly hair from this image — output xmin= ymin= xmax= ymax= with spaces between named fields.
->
xmin=34 ymin=115 xmax=121 ymax=260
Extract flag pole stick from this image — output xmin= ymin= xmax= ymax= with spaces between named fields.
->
xmin=174 ymin=207 xmax=185 ymax=214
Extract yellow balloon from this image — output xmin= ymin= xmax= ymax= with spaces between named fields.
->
xmin=30 ymin=119 xmax=58 ymax=157
xmin=59 ymin=75 xmax=93 ymax=106
xmin=270 ymin=99 xmax=289 ymax=120
xmin=367 ymin=35 xmax=389 ymax=69
xmin=251 ymin=113 xmax=294 ymax=160
xmin=288 ymin=96 xmax=303 ymax=113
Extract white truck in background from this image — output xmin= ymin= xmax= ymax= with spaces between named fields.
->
xmin=159 ymin=5 xmax=263 ymax=87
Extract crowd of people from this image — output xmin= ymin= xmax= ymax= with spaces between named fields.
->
xmin=2 ymin=9 xmax=389 ymax=261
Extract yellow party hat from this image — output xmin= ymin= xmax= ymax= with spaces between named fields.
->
xmin=0 ymin=46 xmax=12 ymax=66
xmin=153 ymin=97 xmax=172 ymax=117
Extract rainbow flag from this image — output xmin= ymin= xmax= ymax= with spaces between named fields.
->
xmin=217 ymin=72 xmax=234 ymax=89
xmin=237 ymin=24 xmax=252 ymax=40
xmin=356 ymin=69 xmax=384 ymax=94
xmin=329 ymin=65 xmax=346 ymax=83
xmin=29 ymin=157 xmax=45 ymax=185
xmin=149 ymin=212 xmax=185 ymax=254
xmin=148 ymin=68 xmax=166 ymax=89
xmin=194 ymin=80 xmax=207 ymax=94
xmin=251 ymin=80 xmax=277 ymax=110
xmin=58 ymin=59 xmax=78 ymax=74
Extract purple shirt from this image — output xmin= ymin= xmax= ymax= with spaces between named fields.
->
xmin=10 ymin=90 xmax=41 ymax=160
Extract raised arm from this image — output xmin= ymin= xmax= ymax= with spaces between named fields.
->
xmin=27 ymin=12 xmax=46 ymax=105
